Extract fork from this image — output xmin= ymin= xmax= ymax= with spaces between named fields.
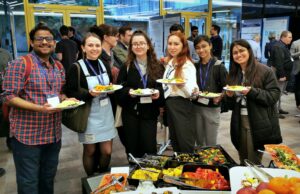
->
xmin=128 ymin=153 xmax=160 ymax=174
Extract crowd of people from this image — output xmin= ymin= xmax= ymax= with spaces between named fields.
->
xmin=0 ymin=22 xmax=299 ymax=193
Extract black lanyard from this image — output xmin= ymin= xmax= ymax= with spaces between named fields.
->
xmin=199 ymin=59 xmax=212 ymax=91
xmin=85 ymin=59 xmax=105 ymax=85
xmin=134 ymin=60 xmax=148 ymax=88
xmin=166 ymin=65 xmax=175 ymax=79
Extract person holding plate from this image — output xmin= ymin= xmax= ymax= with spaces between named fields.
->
xmin=192 ymin=35 xmax=228 ymax=146
xmin=116 ymin=30 xmax=164 ymax=157
xmin=163 ymin=32 xmax=198 ymax=153
xmin=65 ymin=33 xmax=117 ymax=175
xmin=225 ymin=39 xmax=282 ymax=165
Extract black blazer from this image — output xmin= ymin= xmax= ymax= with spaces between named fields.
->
xmin=115 ymin=63 xmax=165 ymax=120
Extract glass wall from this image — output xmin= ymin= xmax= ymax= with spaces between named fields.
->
xmin=29 ymin=0 xmax=99 ymax=6
xmin=164 ymin=0 xmax=208 ymax=12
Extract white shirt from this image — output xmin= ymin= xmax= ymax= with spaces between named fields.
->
xmin=163 ymin=59 xmax=198 ymax=98
xmin=248 ymin=39 xmax=261 ymax=61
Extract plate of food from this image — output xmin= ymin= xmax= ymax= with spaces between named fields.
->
xmin=129 ymin=88 xmax=159 ymax=97
xmin=54 ymin=100 xmax=85 ymax=110
xmin=199 ymin=92 xmax=221 ymax=99
xmin=92 ymin=84 xmax=123 ymax=94
xmin=264 ymin=144 xmax=300 ymax=172
xmin=223 ymin=85 xmax=249 ymax=92
xmin=156 ymin=78 xmax=186 ymax=85
xmin=230 ymin=166 xmax=300 ymax=194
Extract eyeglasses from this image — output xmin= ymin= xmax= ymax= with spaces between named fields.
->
xmin=34 ymin=36 xmax=54 ymax=42
xmin=132 ymin=42 xmax=147 ymax=48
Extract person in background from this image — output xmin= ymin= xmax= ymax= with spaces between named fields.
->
xmin=1 ymin=24 xmax=67 ymax=194
xmin=116 ymin=30 xmax=164 ymax=157
xmin=55 ymin=25 xmax=78 ymax=74
xmin=265 ymin=32 xmax=277 ymax=66
xmin=187 ymin=26 xmax=198 ymax=42
xmin=225 ymin=39 xmax=282 ymax=165
xmin=210 ymin=24 xmax=223 ymax=60
xmin=168 ymin=24 xmax=199 ymax=62
xmin=68 ymin=26 xmax=82 ymax=60
xmin=163 ymin=32 xmax=198 ymax=152
xmin=65 ymin=33 xmax=117 ymax=175
xmin=90 ymin=24 xmax=120 ymax=84
xmin=192 ymin=35 xmax=227 ymax=146
xmin=290 ymin=38 xmax=300 ymax=112
xmin=248 ymin=34 xmax=261 ymax=62
xmin=113 ymin=25 xmax=133 ymax=67
xmin=269 ymin=31 xmax=293 ymax=119
xmin=0 ymin=42 xmax=13 ymax=149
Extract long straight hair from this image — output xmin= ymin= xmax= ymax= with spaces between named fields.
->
xmin=167 ymin=32 xmax=191 ymax=78
xmin=228 ymin=39 xmax=262 ymax=87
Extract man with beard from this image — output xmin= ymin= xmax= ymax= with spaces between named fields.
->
xmin=1 ymin=25 xmax=66 ymax=194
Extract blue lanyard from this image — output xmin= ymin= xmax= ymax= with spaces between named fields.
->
xmin=32 ymin=53 xmax=55 ymax=92
xmin=134 ymin=60 xmax=148 ymax=88
xmin=199 ymin=59 xmax=212 ymax=91
xmin=85 ymin=59 xmax=105 ymax=85
xmin=166 ymin=65 xmax=175 ymax=79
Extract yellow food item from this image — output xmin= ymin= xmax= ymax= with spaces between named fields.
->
xmin=56 ymin=100 xmax=79 ymax=108
xmin=227 ymin=85 xmax=246 ymax=91
xmin=94 ymin=84 xmax=114 ymax=91
xmin=131 ymin=168 xmax=161 ymax=181
xmin=162 ymin=165 xmax=183 ymax=177
xmin=200 ymin=92 xmax=220 ymax=98
xmin=132 ymin=89 xmax=143 ymax=94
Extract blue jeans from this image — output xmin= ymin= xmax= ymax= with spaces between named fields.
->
xmin=11 ymin=137 xmax=61 ymax=194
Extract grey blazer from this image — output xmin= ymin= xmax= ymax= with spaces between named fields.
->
xmin=290 ymin=39 xmax=300 ymax=75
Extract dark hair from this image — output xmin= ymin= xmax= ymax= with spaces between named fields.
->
xmin=68 ymin=26 xmax=75 ymax=33
xmin=167 ymin=32 xmax=191 ymax=78
xmin=119 ymin=25 xmax=132 ymax=36
xmin=191 ymin=26 xmax=198 ymax=31
xmin=169 ymin=24 xmax=184 ymax=33
xmin=212 ymin=24 xmax=221 ymax=34
xmin=29 ymin=24 xmax=55 ymax=41
xmin=194 ymin=35 xmax=211 ymax=48
xmin=90 ymin=24 xmax=118 ymax=41
xmin=59 ymin=25 xmax=69 ymax=36
xmin=228 ymin=39 xmax=262 ymax=87
xmin=126 ymin=30 xmax=163 ymax=80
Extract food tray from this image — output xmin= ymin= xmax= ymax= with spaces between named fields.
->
xmin=127 ymin=166 xmax=162 ymax=187
xmin=172 ymin=153 xmax=202 ymax=163
xmin=180 ymin=164 xmax=230 ymax=191
xmin=128 ymin=154 xmax=171 ymax=169
xmin=194 ymin=145 xmax=237 ymax=167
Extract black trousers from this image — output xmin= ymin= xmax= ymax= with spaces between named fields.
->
xmin=295 ymin=72 xmax=300 ymax=106
xmin=166 ymin=97 xmax=196 ymax=153
xmin=122 ymin=109 xmax=157 ymax=158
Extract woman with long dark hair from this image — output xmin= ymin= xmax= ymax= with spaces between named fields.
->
xmin=116 ymin=30 xmax=164 ymax=157
xmin=65 ymin=33 xmax=117 ymax=175
xmin=163 ymin=32 xmax=198 ymax=153
xmin=193 ymin=35 xmax=227 ymax=146
xmin=226 ymin=39 xmax=282 ymax=165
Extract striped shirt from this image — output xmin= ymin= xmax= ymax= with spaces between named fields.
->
xmin=1 ymin=53 xmax=65 ymax=145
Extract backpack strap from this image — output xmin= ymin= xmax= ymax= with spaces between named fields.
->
xmin=21 ymin=55 xmax=33 ymax=85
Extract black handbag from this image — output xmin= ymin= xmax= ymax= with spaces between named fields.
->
xmin=62 ymin=63 xmax=91 ymax=133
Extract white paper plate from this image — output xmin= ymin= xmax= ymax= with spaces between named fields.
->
xmin=199 ymin=92 xmax=221 ymax=99
xmin=156 ymin=79 xmax=186 ymax=85
xmin=92 ymin=85 xmax=123 ymax=94
xmin=129 ymin=89 xmax=159 ymax=97
xmin=229 ymin=166 xmax=300 ymax=193
xmin=54 ymin=101 xmax=85 ymax=110
xmin=223 ymin=86 xmax=248 ymax=92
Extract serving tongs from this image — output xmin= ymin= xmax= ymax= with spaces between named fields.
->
xmin=91 ymin=176 xmax=124 ymax=194
xmin=163 ymin=175 xmax=205 ymax=190
xmin=128 ymin=153 xmax=160 ymax=173
xmin=244 ymin=159 xmax=273 ymax=182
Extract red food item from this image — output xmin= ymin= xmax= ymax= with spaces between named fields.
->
xmin=182 ymin=167 xmax=230 ymax=190
xmin=237 ymin=187 xmax=258 ymax=194
xmin=256 ymin=182 xmax=269 ymax=192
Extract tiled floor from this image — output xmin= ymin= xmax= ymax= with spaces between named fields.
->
xmin=0 ymin=93 xmax=299 ymax=194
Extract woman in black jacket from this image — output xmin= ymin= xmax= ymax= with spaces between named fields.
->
xmin=226 ymin=39 xmax=282 ymax=165
xmin=116 ymin=30 xmax=164 ymax=157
